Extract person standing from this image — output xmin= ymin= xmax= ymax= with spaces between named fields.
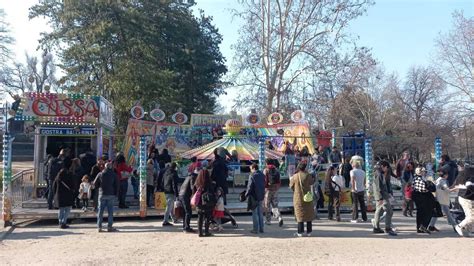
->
xmin=440 ymin=154 xmax=459 ymax=186
xmin=350 ymin=161 xmax=367 ymax=223
xmin=93 ymin=162 xmax=119 ymax=232
xmin=90 ymin=155 xmax=106 ymax=212
xmin=70 ymin=158 xmax=85 ymax=208
xmin=47 ymin=149 xmax=69 ymax=209
xmin=428 ymin=169 xmax=456 ymax=232
xmin=179 ymin=169 xmax=198 ymax=233
xmin=290 ymin=162 xmax=315 ymax=237
xmin=194 ymin=169 xmax=217 ymax=237
xmin=340 ymin=157 xmax=352 ymax=188
xmin=263 ymin=158 xmax=283 ymax=227
xmin=395 ymin=151 xmax=411 ymax=180
xmin=146 ymin=159 xmax=155 ymax=207
xmin=372 ymin=161 xmax=397 ymax=236
xmin=402 ymin=162 xmax=415 ymax=216
xmin=412 ymin=167 xmax=436 ymax=234
xmin=114 ymin=154 xmax=133 ymax=209
xmin=158 ymin=148 xmax=172 ymax=170
xmin=246 ymin=163 xmax=265 ymax=234
xmin=53 ymin=157 xmax=74 ymax=229
xmin=210 ymin=150 xmax=229 ymax=205
xmin=324 ymin=166 xmax=339 ymax=220
xmin=162 ymin=162 xmax=179 ymax=226
xmin=329 ymin=146 xmax=342 ymax=168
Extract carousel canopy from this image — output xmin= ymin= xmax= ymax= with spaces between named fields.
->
xmin=179 ymin=137 xmax=283 ymax=161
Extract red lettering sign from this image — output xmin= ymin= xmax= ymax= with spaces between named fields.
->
xmin=30 ymin=97 xmax=99 ymax=120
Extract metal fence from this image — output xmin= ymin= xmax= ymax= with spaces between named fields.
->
xmin=11 ymin=168 xmax=35 ymax=208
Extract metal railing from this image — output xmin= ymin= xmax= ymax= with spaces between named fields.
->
xmin=11 ymin=168 xmax=35 ymax=208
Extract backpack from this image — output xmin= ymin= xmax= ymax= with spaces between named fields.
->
xmin=267 ymin=167 xmax=280 ymax=185
xmin=201 ymin=190 xmax=217 ymax=208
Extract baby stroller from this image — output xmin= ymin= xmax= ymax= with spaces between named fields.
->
xmin=210 ymin=208 xmax=238 ymax=229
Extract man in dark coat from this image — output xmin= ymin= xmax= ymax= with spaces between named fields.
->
xmin=210 ymin=152 xmax=229 ymax=204
xmin=94 ymin=162 xmax=119 ymax=232
xmin=179 ymin=170 xmax=198 ymax=233
xmin=162 ymin=162 xmax=179 ymax=226
xmin=245 ymin=163 xmax=265 ymax=234
xmin=47 ymin=149 xmax=69 ymax=209
xmin=440 ymin=154 xmax=458 ymax=186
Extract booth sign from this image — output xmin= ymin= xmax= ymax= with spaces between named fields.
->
xmin=39 ymin=127 xmax=97 ymax=136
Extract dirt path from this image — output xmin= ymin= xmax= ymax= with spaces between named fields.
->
xmin=0 ymin=212 xmax=472 ymax=265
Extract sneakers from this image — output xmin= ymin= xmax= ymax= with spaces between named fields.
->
xmin=373 ymin=228 xmax=384 ymax=234
xmin=418 ymin=226 xmax=430 ymax=234
xmin=265 ymin=221 xmax=271 ymax=225
xmin=107 ymin=227 xmax=118 ymax=232
xmin=278 ymin=218 xmax=284 ymax=227
xmin=306 ymin=233 xmax=312 ymax=237
xmin=294 ymin=232 xmax=304 ymax=237
xmin=198 ymin=232 xmax=213 ymax=237
xmin=385 ymin=228 xmax=397 ymax=236
xmin=98 ymin=228 xmax=103 ymax=233
xmin=250 ymin=230 xmax=259 ymax=234
xmin=428 ymin=226 xmax=440 ymax=232
xmin=454 ymin=225 xmax=466 ymax=237
xmin=59 ymin=224 xmax=69 ymax=229
xmin=350 ymin=220 xmax=358 ymax=223
xmin=162 ymin=222 xmax=173 ymax=226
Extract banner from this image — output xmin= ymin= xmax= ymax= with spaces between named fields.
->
xmin=190 ymin=114 xmax=241 ymax=127
xmin=16 ymin=92 xmax=100 ymax=123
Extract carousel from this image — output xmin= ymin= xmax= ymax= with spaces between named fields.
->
xmin=180 ymin=118 xmax=283 ymax=161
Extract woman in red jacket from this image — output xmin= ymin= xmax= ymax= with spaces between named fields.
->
xmin=114 ymin=153 xmax=133 ymax=208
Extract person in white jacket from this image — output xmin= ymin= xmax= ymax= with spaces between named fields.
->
xmin=428 ymin=170 xmax=456 ymax=232
xmin=450 ymin=166 xmax=474 ymax=237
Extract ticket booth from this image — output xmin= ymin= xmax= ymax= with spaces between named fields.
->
xmin=14 ymin=92 xmax=115 ymax=189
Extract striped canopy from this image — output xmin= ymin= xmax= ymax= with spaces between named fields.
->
xmin=179 ymin=137 xmax=283 ymax=161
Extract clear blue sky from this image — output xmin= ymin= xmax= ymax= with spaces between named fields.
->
xmin=2 ymin=0 xmax=473 ymax=107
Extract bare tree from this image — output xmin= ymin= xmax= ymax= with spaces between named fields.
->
xmin=0 ymin=8 xmax=14 ymax=98
xmin=434 ymin=11 xmax=473 ymax=105
xmin=232 ymin=0 xmax=373 ymax=114
xmin=0 ymin=50 xmax=57 ymax=97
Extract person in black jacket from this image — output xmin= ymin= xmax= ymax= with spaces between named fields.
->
xmin=93 ymin=162 xmax=119 ymax=232
xmin=47 ymin=149 xmax=69 ymax=209
xmin=245 ymin=163 xmax=265 ymax=234
xmin=158 ymin=148 xmax=172 ymax=169
xmin=162 ymin=162 xmax=179 ymax=226
xmin=179 ymin=170 xmax=198 ymax=233
xmin=210 ymin=150 xmax=229 ymax=204
xmin=194 ymin=169 xmax=217 ymax=237
xmin=90 ymin=156 xmax=107 ymax=212
xmin=53 ymin=157 xmax=74 ymax=229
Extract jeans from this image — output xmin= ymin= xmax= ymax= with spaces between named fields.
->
xmin=118 ymin=180 xmax=128 ymax=206
xmin=179 ymin=196 xmax=192 ymax=230
xmin=374 ymin=199 xmax=393 ymax=230
xmin=328 ymin=191 xmax=341 ymax=220
xmin=146 ymin=185 xmax=154 ymax=207
xmin=131 ymin=177 xmax=139 ymax=198
xmin=47 ymin=180 xmax=54 ymax=209
xmin=429 ymin=204 xmax=456 ymax=227
xmin=58 ymin=206 xmax=71 ymax=225
xmin=351 ymin=191 xmax=367 ymax=221
xmin=297 ymin=221 xmax=312 ymax=234
xmin=251 ymin=200 xmax=264 ymax=232
xmin=264 ymin=189 xmax=281 ymax=222
xmin=164 ymin=193 xmax=175 ymax=223
xmin=97 ymin=195 xmax=115 ymax=229
xmin=458 ymin=197 xmax=473 ymax=231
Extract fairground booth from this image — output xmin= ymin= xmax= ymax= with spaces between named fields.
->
xmin=14 ymin=92 xmax=115 ymax=188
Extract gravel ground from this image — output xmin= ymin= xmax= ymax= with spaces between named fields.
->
xmin=0 ymin=212 xmax=472 ymax=265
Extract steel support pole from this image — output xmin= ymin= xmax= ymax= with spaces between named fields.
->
xmin=139 ymin=136 xmax=147 ymax=218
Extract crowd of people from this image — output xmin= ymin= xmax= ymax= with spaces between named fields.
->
xmin=43 ymin=145 xmax=473 ymax=238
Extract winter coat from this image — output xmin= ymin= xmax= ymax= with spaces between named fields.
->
xmin=211 ymin=158 xmax=229 ymax=194
xmin=93 ymin=168 xmax=119 ymax=197
xmin=146 ymin=164 xmax=155 ymax=186
xmin=245 ymin=170 xmax=265 ymax=202
xmin=115 ymin=162 xmax=133 ymax=181
xmin=163 ymin=167 xmax=179 ymax=196
xmin=441 ymin=161 xmax=459 ymax=186
xmin=290 ymin=171 xmax=315 ymax=222
xmin=179 ymin=174 xmax=196 ymax=200
xmin=373 ymin=170 xmax=391 ymax=201
xmin=53 ymin=169 xmax=74 ymax=208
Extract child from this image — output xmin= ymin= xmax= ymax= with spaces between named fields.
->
xmin=78 ymin=175 xmax=92 ymax=211
xmin=428 ymin=170 xmax=456 ymax=232
xmin=212 ymin=187 xmax=225 ymax=232
xmin=404 ymin=182 xmax=414 ymax=217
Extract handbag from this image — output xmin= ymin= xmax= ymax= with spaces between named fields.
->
xmin=190 ymin=188 xmax=202 ymax=207
xmin=299 ymin=173 xmax=313 ymax=202
xmin=174 ymin=200 xmax=184 ymax=219
xmin=154 ymin=191 xmax=166 ymax=209
xmin=433 ymin=200 xmax=444 ymax=217
xmin=239 ymin=190 xmax=247 ymax=202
